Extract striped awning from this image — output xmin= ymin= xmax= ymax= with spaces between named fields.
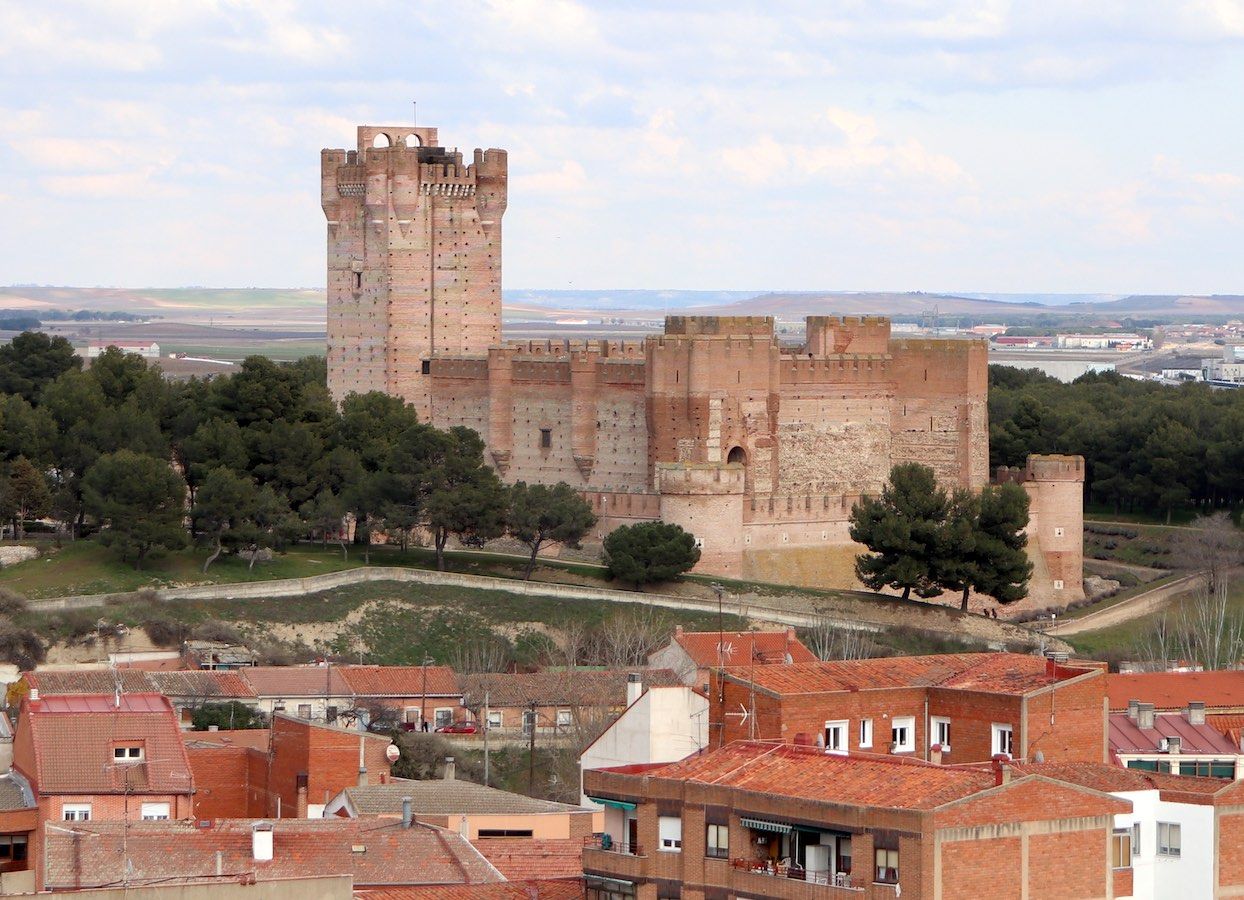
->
xmin=740 ymin=817 xmax=792 ymax=834
xmin=587 ymin=796 xmax=637 ymax=811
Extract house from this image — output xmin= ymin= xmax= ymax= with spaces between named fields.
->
xmin=240 ymin=665 xmax=355 ymax=724
xmin=182 ymin=639 xmax=257 ymax=670
xmin=460 ymin=669 xmax=682 ymax=738
xmin=1112 ymin=701 xmax=1244 ymax=779
xmin=1008 ymin=761 xmax=1244 ymax=900
xmin=713 ymin=651 xmax=1108 ymax=763
xmin=0 ymin=773 xmax=37 ymax=887
xmin=579 ymin=678 xmax=709 ymax=803
xmin=336 ymin=664 xmax=462 ymax=729
xmin=11 ymin=693 xmax=195 ymax=826
xmin=581 ymin=740 xmax=1130 ymax=899
xmin=323 ymin=762 xmax=599 ymax=840
xmin=147 ymin=670 xmax=260 ymax=724
xmin=84 ymin=339 xmax=161 ymax=359
xmin=648 ymin=626 xmax=818 ymax=687
xmin=1107 ymin=670 xmax=1244 ymax=714
xmin=38 ymin=817 xmax=503 ymax=893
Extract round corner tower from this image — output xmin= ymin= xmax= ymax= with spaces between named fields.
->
xmin=322 ymin=125 xmax=507 ymax=418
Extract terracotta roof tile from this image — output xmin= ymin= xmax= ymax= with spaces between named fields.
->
xmin=1108 ymin=711 xmax=1240 ymax=754
xmin=728 ymin=652 xmax=1088 ymax=697
xmin=26 ymin=669 xmax=154 ymax=695
xmin=41 ymin=819 xmax=504 ymax=890
xmin=148 ymin=670 xmax=258 ymax=700
xmin=636 ymin=741 xmax=997 ymax=810
xmin=241 ymin=666 xmax=353 ymax=697
xmin=1106 ymin=671 xmax=1244 ymax=712
xmin=461 ymin=670 xmax=681 ymax=708
xmin=338 ymin=666 xmax=461 ymax=698
xmin=475 ymin=839 xmax=585 ymax=881
xmin=670 ymin=630 xmax=818 ymax=667
xmin=1208 ymin=714 xmax=1244 ymax=746
xmin=182 ymin=728 xmax=271 ymax=752
xmin=1006 ymin=761 xmax=1231 ymax=796
xmin=20 ymin=693 xmax=194 ymax=796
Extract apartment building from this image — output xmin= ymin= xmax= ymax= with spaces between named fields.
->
xmin=648 ymin=627 xmax=818 ymax=688
xmin=714 ymin=652 xmax=1108 ymax=764
xmin=582 ymin=740 xmax=1128 ymax=899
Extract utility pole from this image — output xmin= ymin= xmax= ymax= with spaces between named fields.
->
xmin=711 ymin=582 xmax=725 ymax=747
xmin=527 ymin=699 xmax=537 ymax=796
xmin=483 ymin=689 xmax=491 ymax=787
xmin=420 ymin=656 xmax=432 ymax=731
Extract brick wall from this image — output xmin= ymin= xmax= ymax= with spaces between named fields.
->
xmin=188 ymin=745 xmax=268 ymax=819
xmin=940 ymin=834 xmax=1022 ymax=899
xmin=1218 ymin=807 xmax=1244 ymax=891
xmin=1023 ymin=673 xmax=1108 ymax=764
xmin=269 ymin=716 xmax=393 ymax=816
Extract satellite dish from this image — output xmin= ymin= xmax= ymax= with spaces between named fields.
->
xmin=385 ymin=744 xmax=400 ymax=764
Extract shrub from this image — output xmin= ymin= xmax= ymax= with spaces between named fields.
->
xmin=190 ymin=620 xmax=243 ymax=644
xmin=191 ymin=701 xmax=266 ymax=730
xmin=0 ymin=588 xmax=27 ymax=617
xmin=143 ymin=617 xmax=189 ymax=648
xmin=0 ymin=622 xmax=45 ymax=669
xmin=602 ymin=521 xmax=700 ymax=589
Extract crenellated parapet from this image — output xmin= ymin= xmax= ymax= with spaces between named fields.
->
xmin=805 ymin=315 xmax=891 ymax=355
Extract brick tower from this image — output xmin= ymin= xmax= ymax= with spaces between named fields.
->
xmin=321 ymin=125 xmax=507 ymax=417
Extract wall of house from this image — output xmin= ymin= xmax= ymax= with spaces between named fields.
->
xmin=188 ymin=745 xmax=269 ymax=819
xmin=1216 ymin=801 xmax=1244 ymax=896
xmin=36 ymin=792 xmax=192 ymax=823
xmin=268 ymin=717 xmax=393 ymax=818
xmin=1023 ymin=672 xmax=1108 ymax=764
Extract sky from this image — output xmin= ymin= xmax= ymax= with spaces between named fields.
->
xmin=2 ymin=1 xmax=1243 ymax=294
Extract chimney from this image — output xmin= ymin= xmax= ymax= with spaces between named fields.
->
xmin=401 ymin=796 xmax=413 ymax=829
xmin=1186 ymin=701 xmax=1206 ymax=726
xmin=1137 ymin=703 xmax=1156 ymax=730
xmin=930 ymin=744 xmax=943 ymax=766
xmin=443 ymin=757 xmax=456 ymax=781
xmin=674 ymin=625 xmax=684 ymax=637
xmin=252 ymin=822 xmax=274 ymax=861
xmin=1127 ymin=699 xmax=1140 ymax=722
xmin=296 ymin=773 xmax=308 ymax=819
xmin=1167 ymin=735 xmax=1181 ymax=755
xmin=626 ymin=673 xmax=643 ymax=706
xmin=991 ymin=755 xmax=1011 ymax=786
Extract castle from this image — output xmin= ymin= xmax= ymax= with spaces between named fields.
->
xmin=322 ymin=124 xmax=1083 ymax=609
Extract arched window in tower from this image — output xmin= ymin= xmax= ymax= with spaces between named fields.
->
xmin=372 ymin=133 xmax=392 ymax=148
xmin=727 ymin=446 xmax=747 ymax=466
xmin=405 ymin=133 xmax=422 ymax=148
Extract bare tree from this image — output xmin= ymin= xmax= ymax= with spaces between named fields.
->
xmin=1174 ymin=512 xmax=1243 ymax=598
xmin=598 ymin=606 xmax=670 ymax=667
xmin=554 ymin=619 xmax=591 ymax=669
xmin=1132 ymin=611 xmax=1179 ymax=672
xmin=806 ymin=612 xmax=874 ymax=661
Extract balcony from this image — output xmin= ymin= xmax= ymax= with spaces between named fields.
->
xmin=583 ymin=834 xmax=647 ymax=882
xmin=731 ymin=859 xmax=862 ymax=894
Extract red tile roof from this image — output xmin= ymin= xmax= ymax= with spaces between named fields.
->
xmin=1106 ymin=671 xmax=1244 ymax=712
xmin=147 ymin=670 xmax=258 ymax=700
xmin=25 ymin=669 xmax=154 ymax=695
xmin=635 ymin=741 xmax=998 ymax=810
xmin=1109 ymin=712 xmax=1240 ymax=754
xmin=41 ymin=819 xmax=504 ymax=890
xmin=338 ymin=666 xmax=461 ymax=698
xmin=182 ymin=728 xmax=271 ymax=752
xmin=727 ymin=652 xmax=1089 ymax=697
xmin=20 ymin=693 xmax=194 ymax=796
xmin=1208 ymin=714 xmax=1244 ymax=746
xmin=671 ymin=629 xmax=818 ymax=667
xmin=1007 ymin=761 xmax=1231 ymax=797
xmin=461 ymin=669 xmax=681 ymax=708
xmin=475 ymin=838 xmax=585 ymax=881
xmin=241 ymin=666 xmax=353 ymax=697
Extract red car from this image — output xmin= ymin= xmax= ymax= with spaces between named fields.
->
xmin=435 ymin=721 xmax=478 ymax=734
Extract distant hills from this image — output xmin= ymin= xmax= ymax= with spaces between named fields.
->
xmin=4 ymin=285 xmax=1244 ymax=325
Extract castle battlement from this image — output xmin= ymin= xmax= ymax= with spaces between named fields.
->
xmin=656 ymin=463 xmax=745 ymax=495
xmin=663 ymin=315 xmax=775 ymax=337
xmin=780 ymin=354 xmax=892 ymax=384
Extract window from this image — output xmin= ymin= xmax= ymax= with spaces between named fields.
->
xmin=539 ymin=428 xmax=552 ymax=449
xmin=1053 ymin=580 xmax=1065 ymax=590
xmin=1181 ymin=760 xmax=1236 ymax=778
xmin=824 ymin=720 xmax=848 ymax=753
xmin=522 ymin=709 xmax=537 ymax=735
xmin=478 ymin=828 xmax=534 ymax=838
xmin=1158 ymin=822 xmax=1181 ymax=857
xmin=113 ymin=745 xmax=143 ymax=761
xmin=0 ymin=836 xmax=27 ymax=861
xmin=891 ymin=716 xmax=915 ymax=753
xmin=931 ymin=717 xmax=951 ymax=751
xmin=874 ymin=835 xmax=899 ymax=884
xmin=556 ymin=709 xmax=573 ymax=728
xmin=658 ymin=816 xmax=683 ymax=852
xmin=706 ymin=823 xmax=729 ymax=859
xmin=435 ymin=708 xmax=454 ymax=728
xmin=141 ymin=802 xmax=170 ymax=821
xmin=859 ymin=718 xmax=873 ymax=748
xmin=297 ymin=704 xmax=312 ymax=719
xmin=992 ymin=723 xmax=1014 ymax=758
xmin=326 ymin=705 xmax=338 ymax=724
xmin=487 ymin=710 xmax=503 ymax=729
xmin=1111 ymin=829 xmax=1132 ymax=868
xmin=63 ymin=804 xmax=91 ymax=822
xmin=1054 ymin=527 xmax=1065 ymax=537
xmin=1132 ymin=822 xmax=1141 ymax=857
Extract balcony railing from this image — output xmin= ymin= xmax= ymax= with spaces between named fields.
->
xmin=584 ymin=834 xmax=645 ymax=857
xmin=731 ymin=859 xmax=860 ymax=891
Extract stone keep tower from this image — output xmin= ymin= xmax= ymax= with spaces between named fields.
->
xmin=321 ymin=125 xmax=507 ymax=417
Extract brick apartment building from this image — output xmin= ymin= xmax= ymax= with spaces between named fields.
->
xmin=713 ymin=652 xmax=1108 ymax=764
xmin=582 ymin=740 xmax=1129 ymax=899
xmin=649 ymin=627 xmax=818 ymax=688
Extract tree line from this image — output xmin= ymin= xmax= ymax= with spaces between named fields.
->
xmin=0 ymin=332 xmax=700 ymax=584
xmin=990 ymin=364 xmax=1244 ymax=522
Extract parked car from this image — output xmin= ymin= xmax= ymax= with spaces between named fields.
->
xmin=435 ymin=721 xmax=477 ymax=734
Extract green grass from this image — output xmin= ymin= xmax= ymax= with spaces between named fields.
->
xmin=1060 ymin=573 xmax=1184 ymax=621
xmin=1068 ymin=578 xmax=1244 ymax=659
xmin=1083 ymin=504 xmax=1201 ymax=527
